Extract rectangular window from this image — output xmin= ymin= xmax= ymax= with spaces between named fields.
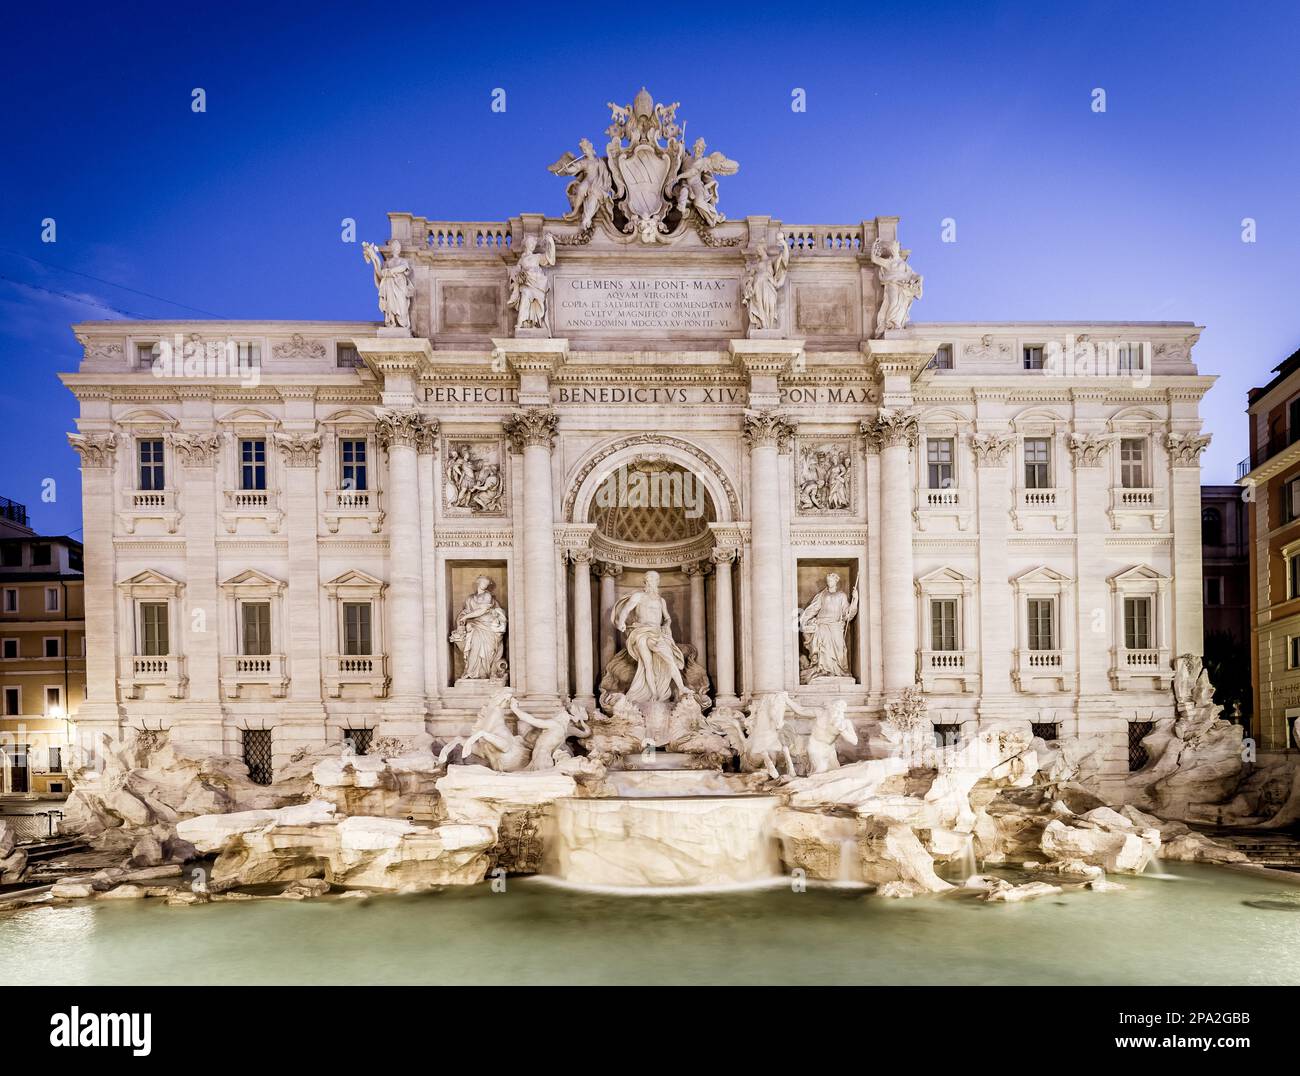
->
xmin=930 ymin=344 xmax=953 ymax=371
xmin=1116 ymin=343 xmax=1144 ymax=373
xmin=44 ymin=587 xmax=59 ymax=612
xmin=136 ymin=342 xmax=158 ymax=369
xmin=243 ymin=729 xmax=273 ymax=786
xmin=2 ymin=589 xmax=16 ymax=613
xmin=1120 ymin=438 xmax=1147 ymax=488
xmin=234 ymin=342 xmax=261 ymax=368
xmin=340 ymin=439 xmax=368 ymax=492
xmin=1023 ymin=438 xmax=1051 ymax=489
xmin=44 ymin=686 xmax=61 ymax=714
xmin=1123 ymin=597 xmax=1152 ymax=650
xmin=43 ymin=637 xmax=59 ymax=658
xmin=3 ymin=687 xmax=19 ymax=716
xmin=1023 ymin=345 xmax=1045 ymax=370
xmin=1290 ymin=555 xmax=1300 ymax=601
xmin=138 ymin=602 xmax=170 ymax=656
xmin=1289 ymin=636 xmax=1300 ymax=670
xmin=241 ymin=601 xmax=272 ymax=656
xmin=1284 ymin=478 xmax=1300 ymax=524
xmin=930 ymin=599 xmax=958 ymax=651
xmin=240 ymin=438 xmax=267 ymax=490
xmin=0 ymin=545 xmax=20 ymax=567
xmin=342 ymin=728 xmax=373 ymax=756
xmin=1290 ymin=398 xmax=1300 ymax=443
xmin=336 ymin=343 xmax=362 ymax=368
xmin=30 ymin=544 xmax=51 ymax=566
xmin=48 ymin=746 xmax=62 ymax=773
xmin=926 ymin=438 xmax=954 ymax=489
xmin=1 ymin=639 xmax=16 ymax=659
xmin=1027 ymin=598 xmax=1056 ymax=650
xmin=343 ymin=602 xmax=373 ymax=656
xmin=1205 ymin=576 xmax=1224 ymax=605
xmin=138 ymin=438 xmax=166 ymax=491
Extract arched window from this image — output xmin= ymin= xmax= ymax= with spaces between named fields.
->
xmin=1202 ymin=506 xmax=1222 ymax=546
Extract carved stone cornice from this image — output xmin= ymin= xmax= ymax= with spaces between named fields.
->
xmin=968 ymin=432 xmax=1016 ymax=467
xmin=503 ymin=407 xmax=559 ymax=452
xmin=1068 ymin=433 xmax=1115 ymax=467
xmin=171 ymin=434 xmax=223 ymax=467
xmin=375 ymin=409 xmax=435 ymax=452
xmin=742 ymin=409 xmax=797 ymax=452
xmin=860 ymin=408 xmax=919 ymax=451
xmin=1165 ymin=432 xmax=1211 ymax=467
xmin=67 ymin=432 xmax=117 ymax=468
xmin=273 ymin=432 xmax=323 ymax=468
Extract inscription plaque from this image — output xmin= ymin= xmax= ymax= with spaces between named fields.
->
xmin=552 ymin=275 xmax=742 ymax=333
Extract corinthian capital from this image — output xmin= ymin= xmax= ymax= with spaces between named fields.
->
xmin=1068 ymin=433 xmax=1114 ymax=467
xmin=709 ymin=546 xmax=737 ymax=566
xmin=968 ymin=432 xmax=1016 ymax=467
xmin=1165 ymin=432 xmax=1211 ymax=467
xmin=67 ymin=432 xmax=117 ymax=468
xmin=742 ymin=410 xmax=797 ymax=452
xmin=503 ymin=407 xmax=559 ymax=452
xmin=171 ymin=434 xmax=223 ymax=467
xmin=376 ymin=408 xmax=434 ymax=452
xmin=273 ymin=432 xmax=323 ymax=468
xmin=860 ymin=408 xmax=919 ymax=452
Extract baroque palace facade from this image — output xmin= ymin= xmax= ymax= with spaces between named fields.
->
xmin=62 ymin=92 xmax=1212 ymax=797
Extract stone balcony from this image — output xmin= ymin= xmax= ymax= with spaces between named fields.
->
xmin=119 ymin=653 xmax=187 ymax=699
xmin=325 ymin=653 xmax=389 ymax=699
xmin=1010 ymin=487 xmax=1067 ymax=531
xmin=1107 ymin=486 xmax=1166 ymax=530
xmin=913 ymin=486 xmax=971 ymax=531
xmin=221 ymin=653 xmax=289 ymax=699
xmin=1110 ymin=646 xmax=1174 ymax=691
xmin=918 ymin=648 xmax=980 ymax=692
xmin=324 ymin=488 xmax=384 ymax=533
xmin=221 ymin=488 xmax=283 ymax=533
xmin=1012 ymin=648 xmax=1077 ymax=693
xmin=120 ymin=488 xmax=179 ymax=534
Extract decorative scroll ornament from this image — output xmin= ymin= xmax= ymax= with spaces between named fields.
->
xmin=81 ymin=340 xmax=123 ymax=362
xmin=273 ymin=432 xmax=323 ymax=468
xmin=1068 ymin=433 xmax=1114 ymax=467
xmin=273 ymin=334 xmax=326 ymax=361
xmin=742 ymin=410 xmax=797 ymax=451
xmin=549 ymin=89 xmax=738 ymax=244
xmin=376 ymin=409 xmax=436 ymax=452
xmin=968 ymin=432 xmax=1017 ymax=467
xmin=1165 ymin=432 xmax=1211 ymax=467
xmin=860 ymin=409 xmax=919 ymax=452
xmin=503 ymin=407 xmax=559 ymax=452
xmin=171 ymin=434 xmax=223 ymax=467
xmin=67 ymin=432 xmax=117 ymax=467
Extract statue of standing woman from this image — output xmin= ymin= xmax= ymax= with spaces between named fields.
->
xmin=870 ymin=238 xmax=923 ymax=334
xmin=363 ymin=241 xmax=414 ymax=330
xmin=450 ymin=576 xmax=508 ymax=681
xmin=799 ymin=572 xmax=859 ymax=682
xmin=508 ymin=234 xmax=557 ymax=331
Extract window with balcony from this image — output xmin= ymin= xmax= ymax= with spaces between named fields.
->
xmin=1027 ymin=598 xmax=1056 ymax=651
xmin=1109 ymin=564 xmax=1172 ymax=689
xmin=1119 ymin=438 xmax=1147 ymax=488
xmin=1023 ymin=437 xmax=1051 ymax=489
xmin=1123 ymin=596 xmax=1152 ymax=650
xmin=930 ymin=598 xmax=958 ymax=652
xmin=916 ymin=567 xmax=976 ymax=690
xmin=138 ymin=438 xmax=166 ymax=491
xmin=239 ymin=438 xmax=268 ymax=490
xmin=240 ymin=601 xmax=272 ymax=656
xmin=138 ymin=601 xmax=170 ymax=656
xmin=343 ymin=602 xmax=373 ymax=655
xmin=926 ymin=438 xmax=954 ymax=489
xmin=340 ymin=439 xmax=368 ymax=492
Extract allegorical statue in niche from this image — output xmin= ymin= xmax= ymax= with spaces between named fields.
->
xmin=613 ymin=570 xmax=688 ymax=736
xmin=667 ymin=137 xmax=739 ymax=226
xmin=450 ymin=576 xmax=508 ymax=680
xmin=547 ymin=137 xmax=612 ymax=230
xmin=870 ymin=238 xmax=923 ymax=334
xmin=362 ymin=240 xmax=413 ymax=330
xmin=742 ymin=233 xmax=790 ymax=332
xmin=799 ymin=573 xmax=859 ymax=683
xmin=507 ymin=233 xmax=557 ymax=331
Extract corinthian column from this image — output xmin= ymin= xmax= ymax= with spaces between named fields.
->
xmin=969 ymin=432 xmax=1016 ymax=707
xmin=863 ymin=409 xmax=918 ymax=694
xmin=683 ymin=560 xmax=710 ymax=668
xmin=568 ymin=548 xmax=595 ymax=708
xmin=744 ymin=411 xmax=796 ymax=694
xmin=710 ymin=547 xmax=737 ymax=704
xmin=504 ymin=407 xmax=560 ymax=709
xmin=1167 ymin=433 xmax=1212 ymax=658
xmin=376 ymin=409 xmax=434 ymax=719
xmin=595 ymin=562 xmax=622 ymax=672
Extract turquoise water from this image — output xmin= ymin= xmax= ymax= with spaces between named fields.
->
xmin=2 ymin=863 xmax=1299 ymax=985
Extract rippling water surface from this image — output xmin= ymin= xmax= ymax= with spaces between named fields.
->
xmin=2 ymin=863 xmax=1298 ymax=985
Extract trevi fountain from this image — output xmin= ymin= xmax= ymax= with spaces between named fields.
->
xmin=5 ymin=90 xmax=1300 ymax=986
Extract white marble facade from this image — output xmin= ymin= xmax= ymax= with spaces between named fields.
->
xmin=61 ymin=93 xmax=1213 ymax=792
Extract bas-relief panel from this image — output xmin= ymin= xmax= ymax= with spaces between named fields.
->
xmin=441 ymin=433 xmax=508 ymax=518
xmin=794 ymin=434 xmax=856 ymax=516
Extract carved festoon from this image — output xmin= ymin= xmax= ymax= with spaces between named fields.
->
xmin=1068 ymin=433 xmax=1114 ymax=467
xmin=273 ymin=433 xmax=323 ymax=468
xmin=968 ymin=432 xmax=1017 ymax=467
xmin=170 ymin=434 xmax=223 ymax=467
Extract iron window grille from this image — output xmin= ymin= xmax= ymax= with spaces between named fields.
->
xmin=243 ymin=729 xmax=273 ymax=785
xmin=1128 ymin=720 xmax=1155 ymax=771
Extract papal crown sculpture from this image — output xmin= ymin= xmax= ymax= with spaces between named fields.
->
xmin=548 ymin=87 xmax=740 ymax=244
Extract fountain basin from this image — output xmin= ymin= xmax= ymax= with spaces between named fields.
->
xmin=548 ymin=795 xmax=781 ymax=889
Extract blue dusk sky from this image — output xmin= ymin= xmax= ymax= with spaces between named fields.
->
xmin=1 ymin=0 xmax=1297 ymax=536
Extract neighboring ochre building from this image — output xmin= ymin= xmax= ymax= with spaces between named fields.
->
xmin=59 ymin=93 xmax=1214 ymax=802
xmin=1241 ymin=347 xmax=1300 ymax=751
xmin=0 ymin=516 xmax=83 ymax=797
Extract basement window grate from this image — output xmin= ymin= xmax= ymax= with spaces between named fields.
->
xmin=1031 ymin=721 xmax=1061 ymax=742
xmin=932 ymin=723 xmax=962 ymax=748
xmin=342 ymin=728 xmax=373 ymax=756
xmin=1128 ymin=720 xmax=1155 ymax=772
xmin=243 ymin=729 xmax=273 ymax=785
